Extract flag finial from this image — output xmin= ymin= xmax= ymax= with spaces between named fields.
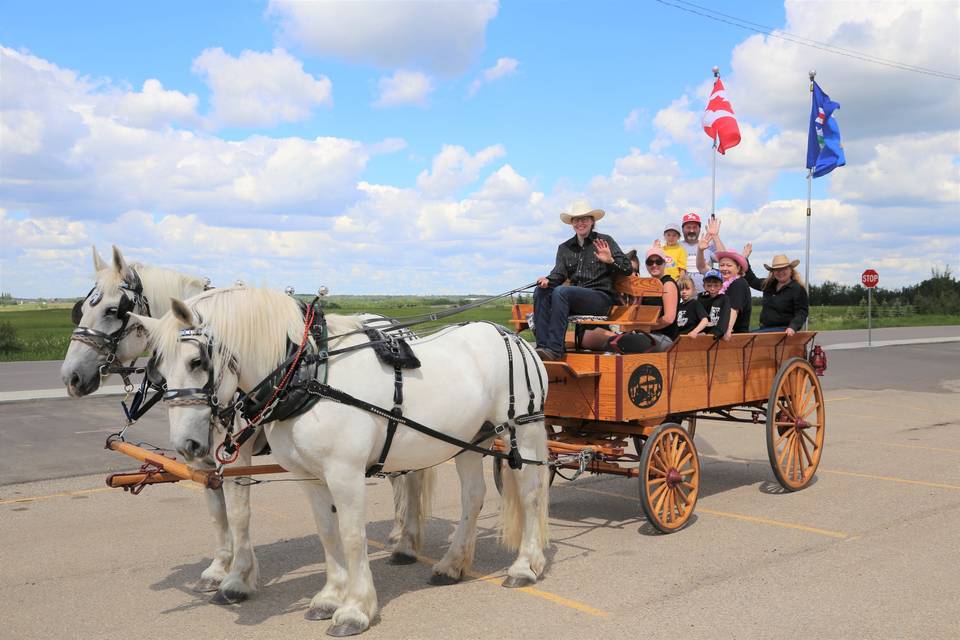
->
xmin=712 ymin=66 xmax=720 ymax=78
xmin=809 ymin=70 xmax=816 ymax=80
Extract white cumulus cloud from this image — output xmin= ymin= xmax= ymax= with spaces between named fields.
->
xmin=416 ymin=144 xmax=506 ymax=197
xmin=373 ymin=70 xmax=434 ymax=108
xmin=268 ymin=0 xmax=499 ymax=76
xmin=468 ymin=57 xmax=518 ymax=96
xmin=192 ymin=47 xmax=332 ymax=128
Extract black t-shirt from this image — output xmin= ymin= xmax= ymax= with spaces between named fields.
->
xmin=676 ymin=298 xmax=708 ymax=335
xmin=723 ymin=277 xmax=753 ymax=333
xmin=642 ymin=275 xmax=679 ymax=341
xmin=698 ymin=292 xmax=730 ymax=337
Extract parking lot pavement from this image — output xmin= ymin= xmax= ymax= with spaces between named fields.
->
xmin=1 ymin=343 xmax=959 ymax=639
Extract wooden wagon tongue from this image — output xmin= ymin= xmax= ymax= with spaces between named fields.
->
xmin=105 ymin=440 xmax=287 ymax=491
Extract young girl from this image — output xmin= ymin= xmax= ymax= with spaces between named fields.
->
xmin=698 ymin=269 xmax=730 ymax=338
xmin=675 ymin=274 xmax=710 ymax=338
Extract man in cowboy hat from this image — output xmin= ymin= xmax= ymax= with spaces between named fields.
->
xmin=533 ymin=201 xmax=632 ymax=360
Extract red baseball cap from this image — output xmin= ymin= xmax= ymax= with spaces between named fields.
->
xmin=681 ymin=212 xmax=701 ymax=226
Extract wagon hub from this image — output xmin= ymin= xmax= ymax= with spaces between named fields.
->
xmin=795 ymin=417 xmax=809 ymax=429
xmin=666 ymin=468 xmax=682 ymax=488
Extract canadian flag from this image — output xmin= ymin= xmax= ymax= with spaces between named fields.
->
xmin=702 ymin=78 xmax=741 ymax=154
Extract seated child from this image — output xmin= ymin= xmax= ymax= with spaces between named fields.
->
xmin=698 ymin=269 xmax=730 ymax=338
xmin=675 ymin=274 xmax=710 ymax=338
xmin=661 ymin=223 xmax=688 ymax=280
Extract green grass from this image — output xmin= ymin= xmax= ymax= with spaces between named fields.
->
xmin=0 ymin=303 xmax=956 ymax=362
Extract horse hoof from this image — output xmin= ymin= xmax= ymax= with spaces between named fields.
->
xmin=193 ymin=578 xmax=221 ymax=593
xmin=388 ymin=552 xmax=418 ymax=565
xmin=429 ymin=571 xmax=461 ymax=586
xmin=502 ymin=575 xmax=535 ymax=589
xmin=210 ymin=589 xmax=248 ymax=605
xmin=326 ymin=621 xmax=367 ymax=637
xmin=305 ymin=604 xmax=337 ymax=621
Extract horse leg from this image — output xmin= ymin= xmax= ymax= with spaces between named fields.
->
xmin=300 ymin=481 xmax=349 ymax=622
xmin=500 ymin=423 xmax=550 ymax=588
xmin=195 ymin=484 xmax=232 ymax=592
xmin=387 ymin=468 xmax=436 ymax=565
xmin=323 ymin=462 xmax=378 ymax=636
xmin=210 ymin=445 xmax=259 ymax=605
xmin=430 ymin=452 xmax=485 ymax=585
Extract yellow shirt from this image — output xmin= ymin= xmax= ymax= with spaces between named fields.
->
xmin=662 ymin=243 xmax=687 ymax=279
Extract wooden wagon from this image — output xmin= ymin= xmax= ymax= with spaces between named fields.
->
xmin=500 ymin=275 xmax=826 ymax=532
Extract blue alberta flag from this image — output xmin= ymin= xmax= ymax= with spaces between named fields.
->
xmin=806 ymin=81 xmax=846 ymax=178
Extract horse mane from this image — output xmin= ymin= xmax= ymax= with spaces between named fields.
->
xmin=150 ymin=287 xmax=365 ymax=379
xmin=95 ymin=262 xmax=207 ymax=317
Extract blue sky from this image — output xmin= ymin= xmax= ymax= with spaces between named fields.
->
xmin=1 ymin=0 xmax=957 ymax=296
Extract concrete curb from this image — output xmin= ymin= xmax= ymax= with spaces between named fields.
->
xmin=823 ymin=336 xmax=960 ymax=351
xmin=0 ymin=385 xmax=127 ymax=404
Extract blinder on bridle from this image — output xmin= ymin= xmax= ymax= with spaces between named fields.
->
xmin=69 ymin=270 xmax=151 ymax=379
xmin=161 ymin=328 xmax=240 ymax=429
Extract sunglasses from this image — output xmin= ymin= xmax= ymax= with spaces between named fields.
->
xmin=645 ymin=259 xmax=664 ymax=266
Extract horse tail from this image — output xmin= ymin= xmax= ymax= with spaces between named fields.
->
xmin=388 ymin=467 xmax=438 ymax=554
xmin=498 ymin=429 xmax=550 ymax=552
xmin=419 ymin=465 xmax=437 ymax=523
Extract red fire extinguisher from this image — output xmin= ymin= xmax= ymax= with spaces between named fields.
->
xmin=809 ymin=344 xmax=827 ymax=376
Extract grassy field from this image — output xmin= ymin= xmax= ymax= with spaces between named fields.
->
xmin=1 ymin=302 xmax=957 ymax=362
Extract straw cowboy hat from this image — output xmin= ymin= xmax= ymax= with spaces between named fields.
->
xmin=560 ymin=200 xmax=606 ymax=224
xmin=764 ymin=254 xmax=800 ymax=271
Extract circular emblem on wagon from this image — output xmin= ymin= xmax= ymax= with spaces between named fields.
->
xmin=628 ymin=364 xmax=663 ymax=409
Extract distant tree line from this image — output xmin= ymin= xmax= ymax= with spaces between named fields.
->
xmin=807 ymin=268 xmax=959 ymax=314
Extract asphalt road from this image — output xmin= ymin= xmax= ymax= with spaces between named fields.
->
xmin=1 ymin=339 xmax=959 ymax=639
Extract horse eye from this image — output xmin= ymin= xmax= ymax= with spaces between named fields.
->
xmin=106 ymin=307 xmax=119 ymax=316
xmin=189 ymin=358 xmax=204 ymax=371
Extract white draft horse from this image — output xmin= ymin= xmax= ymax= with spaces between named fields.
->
xmin=60 ymin=247 xmax=435 ymax=605
xmin=135 ymin=286 xmax=550 ymax=636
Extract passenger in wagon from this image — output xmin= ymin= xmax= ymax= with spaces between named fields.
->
xmin=533 ymin=202 xmax=632 ymax=361
xmin=712 ymin=247 xmax=753 ymax=338
xmin=675 ymin=274 xmax=711 ymax=338
xmin=741 ymin=246 xmax=809 ymax=335
xmin=580 ymin=245 xmax=680 ymax=354
xmin=698 ymin=269 xmax=731 ymax=338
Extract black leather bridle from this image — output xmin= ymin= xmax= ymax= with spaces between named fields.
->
xmin=70 ymin=269 xmax=152 ymax=383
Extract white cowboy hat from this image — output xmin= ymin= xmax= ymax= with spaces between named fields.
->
xmin=764 ymin=254 xmax=801 ymax=271
xmin=559 ymin=200 xmax=605 ymax=224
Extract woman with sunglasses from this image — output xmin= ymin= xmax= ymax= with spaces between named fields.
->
xmin=582 ymin=245 xmax=679 ymax=353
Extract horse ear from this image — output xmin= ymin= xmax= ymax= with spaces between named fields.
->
xmin=92 ymin=246 xmax=107 ymax=272
xmin=129 ymin=313 xmax=159 ymax=335
xmin=112 ymin=245 xmax=135 ymax=282
xmin=170 ymin=298 xmax=197 ymax=329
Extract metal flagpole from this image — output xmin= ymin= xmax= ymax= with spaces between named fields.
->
xmin=805 ymin=70 xmax=815 ymax=290
xmin=711 ymin=66 xmax=720 ymax=217
xmin=804 ymin=70 xmax=815 ymax=331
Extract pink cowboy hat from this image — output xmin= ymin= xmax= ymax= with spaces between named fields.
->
xmin=714 ymin=250 xmax=748 ymax=273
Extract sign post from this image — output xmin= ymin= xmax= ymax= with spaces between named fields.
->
xmin=861 ymin=269 xmax=879 ymax=346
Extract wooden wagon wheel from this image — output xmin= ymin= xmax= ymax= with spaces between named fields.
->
xmin=766 ymin=357 xmax=825 ymax=491
xmin=638 ymin=423 xmax=700 ymax=533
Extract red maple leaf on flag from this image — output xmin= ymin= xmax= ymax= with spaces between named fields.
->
xmin=702 ymin=78 xmax=741 ymax=154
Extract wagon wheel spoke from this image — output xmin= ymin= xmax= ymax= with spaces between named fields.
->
xmin=675 ymin=485 xmax=690 ymax=507
xmin=793 ymin=434 xmax=807 ymax=481
xmin=653 ymin=480 xmax=670 ymax=515
xmin=774 ymin=427 xmax=792 ymax=450
xmin=647 ymin=476 xmax=667 ymax=486
xmin=799 ymin=426 xmax=819 ymax=448
xmin=676 ymin=451 xmax=693 ymax=472
xmin=801 ymin=400 xmax=821 ymax=421
xmin=796 ymin=379 xmax=815 ymax=418
xmin=648 ymin=464 xmax=668 ymax=477
xmin=776 ymin=433 xmax=792 ymax=468
xmin=665 ymin=433 xmax=678 ymax=467
xmin=680 ymin=481 xmax=697 ymax=491
xmin=798 ymin=433 xmax=814 ymax=468
xmin=654 ymin=446 xmax=672 ymax=473
xmin=787 ymin=434 xmax=800 ymax=480
xmin=650 ymin=482 xmax=668 ymax=507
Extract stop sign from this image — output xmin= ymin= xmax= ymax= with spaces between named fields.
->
xmin=861 ymin=269 xmax=879 ymax=288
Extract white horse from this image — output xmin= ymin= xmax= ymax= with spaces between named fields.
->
xmin=61 ymin=246 xmax=435 ymax=605
xmin=135 ymin=286 xmax=550 ymax=636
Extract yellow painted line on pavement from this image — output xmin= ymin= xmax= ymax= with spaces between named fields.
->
xmin=872 ymin=441 xmax=960 ymax=454
xmin=565 ymin=485 xmax=851 ymax=540
xmin=368 ymin=536 xmax=609 ymax=618
xmin=0 ymin=486 xmax=114 ymax=505
xmin=820 ymin=469 xmax=960 ymax=491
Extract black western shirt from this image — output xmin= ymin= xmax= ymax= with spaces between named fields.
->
xmin=744 ymin=266 xmax=810 ymax=331
xmin=546 ymin=232 xmax=633 ymax=299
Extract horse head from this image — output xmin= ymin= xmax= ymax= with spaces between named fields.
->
xmin=61 ymin=246 xmax=152 ymax=396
